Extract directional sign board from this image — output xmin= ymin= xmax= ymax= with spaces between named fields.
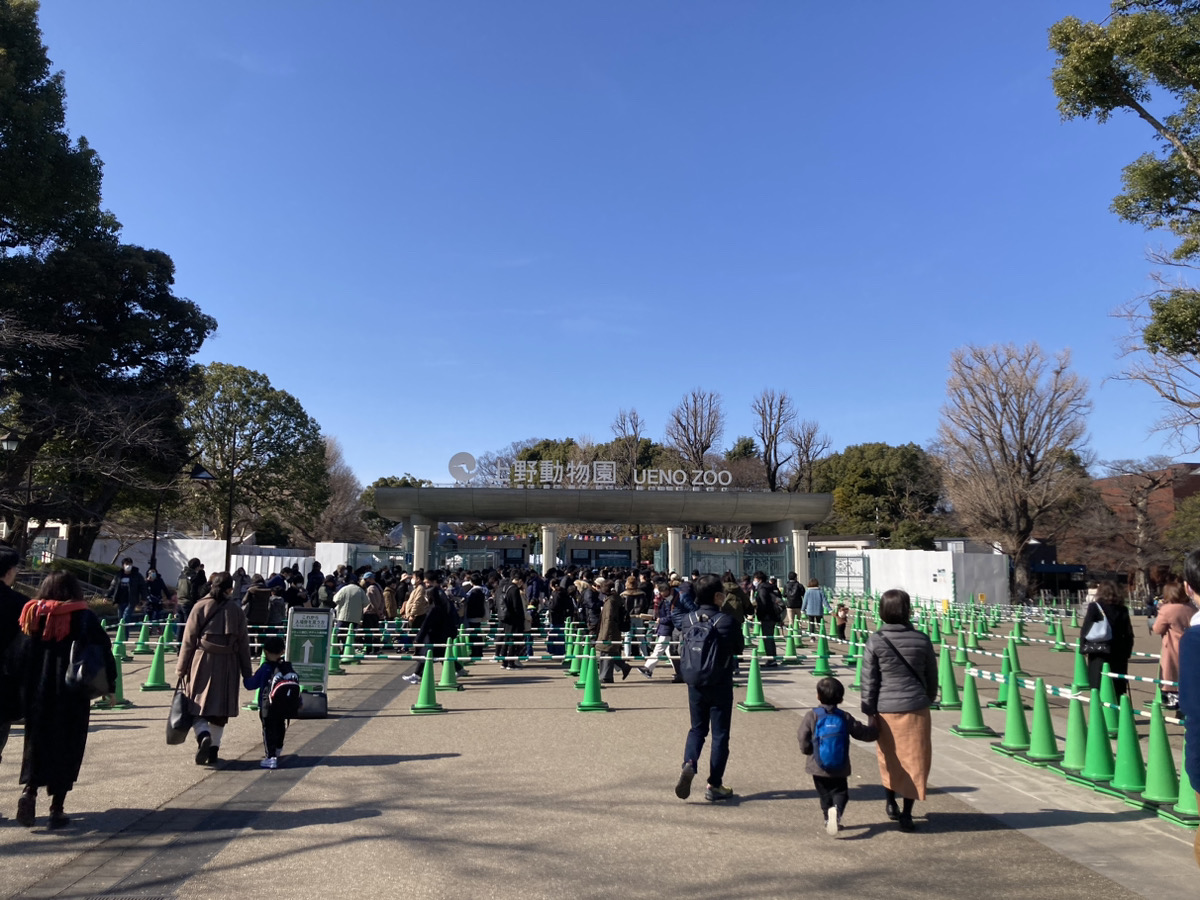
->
xmin=286 ymin=607 xmax=334 ymax=693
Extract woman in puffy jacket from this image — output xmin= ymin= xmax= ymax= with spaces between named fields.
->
xmin=860 ymin=589 xmax=937 ymax=833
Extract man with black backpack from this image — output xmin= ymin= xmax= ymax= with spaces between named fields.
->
xmin=672 ymin=573 xmax=744 ymax=803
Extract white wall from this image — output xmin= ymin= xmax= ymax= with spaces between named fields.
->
xmin=89 ymin=538 xmax=316 ymax=581
xmin=864 ymin=549 xmax=1009 ymax=606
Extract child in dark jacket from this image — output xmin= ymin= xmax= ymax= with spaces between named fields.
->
xmin=243 ymin=635 xmax=300 ymax=769
xmin=798 ymin=676 xmax=879 ymax=835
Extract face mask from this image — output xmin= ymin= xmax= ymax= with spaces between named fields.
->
xmin=124 ymin=565 xmax=133 ymax=573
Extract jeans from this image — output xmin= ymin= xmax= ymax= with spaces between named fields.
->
xmin=597 ymin=647 xmax=630 ymax=682
xmin=683 ymin=679 xmax=734 ymax=788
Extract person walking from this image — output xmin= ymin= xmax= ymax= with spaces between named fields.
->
xmin=1152 ymin=581 xmax=1195 ymax=709
xmin=175 ymin=572 xmax=253 ymax=767
xmin=1079 ymin=580 xmax=1135 ymax=698
xmin=402 ymin=571 xmax=462 ymax=684
xmin=673 ymin=574 xmax=744 ymax=803
xmin=860 ymin=588 xmax=938 ymax=832
xmin=639 ymin=579 xmax=681 ymax=681
xmin=783 ymin=571 xmax=805 ymax=630
xmin=108 ymin=557 xmax=147 ymax=623
xmin=0 ymin=546 xmax=26 ymax=766
xmin=14 ymin=571 xmax=116 ymax=827
xmin=751 ymin=571 xmax=782 ymax=666
xmin=801 ymin=578 xmax=829 ymax=636
xmin=596 ymin=579 xmax=632 ymax=682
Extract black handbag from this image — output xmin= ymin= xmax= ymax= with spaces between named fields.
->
xmin=166 ymin=679 xmax=194 ymax=745
xmin=65 ymin=638 xmax=109 ymax=700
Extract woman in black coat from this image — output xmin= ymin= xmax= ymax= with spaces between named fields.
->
xmin=1079 ymin=580 xmax=1135 ymax=698
xmin=16 ymin=571 xmax=116 ymax=828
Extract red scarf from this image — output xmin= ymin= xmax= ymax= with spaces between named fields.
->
xmin=19 ymin=599 xmax=90 ymax=641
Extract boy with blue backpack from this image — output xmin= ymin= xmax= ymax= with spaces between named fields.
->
xmin=244 ymin=635 xmax=302 ymax=769
xmin=798 ymin=676 xmax=879 ymax=835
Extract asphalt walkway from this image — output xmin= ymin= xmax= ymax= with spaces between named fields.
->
xmin=0 ymin=627 xmax=1194 ymax=900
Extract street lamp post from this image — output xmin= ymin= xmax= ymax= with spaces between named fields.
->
xmin=224 ymin=432 xmax=237 ymax=574
xmin=0 ymin=431 xmax=33 ymax=556
xmin=149 ymin=463 xmax=216 ymax=572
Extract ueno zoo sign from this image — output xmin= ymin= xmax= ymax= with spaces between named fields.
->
xmin=448 ymin=453 xmax=731 ymax=488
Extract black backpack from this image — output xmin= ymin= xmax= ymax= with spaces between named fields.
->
xmin=679 ymin=611 xmax=729 ymax=687
xmin=267 ymin=663 xmax=302 ymax=719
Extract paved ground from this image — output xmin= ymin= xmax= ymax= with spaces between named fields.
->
xmin=0 ymin=621 xmax=1194 ymax=900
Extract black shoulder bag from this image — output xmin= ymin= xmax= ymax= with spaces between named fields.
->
xmin=878 ymin=634 xmax=929 ymax=695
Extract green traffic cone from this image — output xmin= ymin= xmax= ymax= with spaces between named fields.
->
xmin=952 ymin=634 xmax=969 ymax=668
xmin=576 ymin=648 xmax=610 ymax=712
xmin=1021 ymin=678 xmax=1063 ymax=766
xmin=1006 ymin=638 xmax=1027 ymax=677
xmin=936 ymin=644 xmax=962 ymax=710
xmin=849 ymin=649 xmax=864 ymax=691
xmin=1069 ymin=609 xmax=1078 ymax=629
xmin=436 ymin=642 xmax=464 ymax=692
xmin=1011 ymin=617 xmax=1026 ymax=646
xmin=409 ymin=651 xmax=445 ymax=714
xmin=1053 ymin=692 xmax=1089 ymax=775
xmin=139 ymin=639 xmax=171 ymax=691
xmin=1069 ymin=689 xmax=1115 ymax=787
xmin=737 ymin=650 xmax=776 ymax=712
xmin=575 ymin=644 xmax=592 ymax=689
xmin=1071 ymin=647 xmax=1090 ymax=693
xmin=132 ymin=617 xmax=153 ymax=655
xmin=949 ymin=674 xmax=997 ymax=738
xmin=1161 ymin=737 xmax=1200 ymax=825
xmin=988 ymin=650 xmax=1013 ymax=709
xmin=1108 ymin=693 xmax=1147 ymax=796
xmin=93 ymin=653 xmax=133 ymax=710
xmin=966 ymin=626 xmax=981 ymax=651
xmin=811 ymin=635 xmax=833 ymax=677
xmin=993 ymin=673 xmax=1030 ymax=756
xmin=328 ymin=624 xmax=345 ymax=675
xmin=1099 ymin=663 xmax=1119 ymax=737
xmin=927 ymin=616 xmax=941 ymax=647
xmin=783 ymin=631 xmax=798 ymax=662
xmin=1141 ymin=701 xmax=1180 ymax=806
xmin=113 ymin=621 xmax=131 ymax=662
xmin=342 ymin=624 xmax=358 ymax=665
xmin=1052 ymin=618 xmax=1070 ymax=652
xmin=567 ymin=632 xmax=583 ymax=677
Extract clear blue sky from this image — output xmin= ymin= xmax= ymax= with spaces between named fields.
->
xmin=35 ymin=1 xmax=1177 ymax=485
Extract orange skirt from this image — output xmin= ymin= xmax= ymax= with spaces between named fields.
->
xmin=875 ymin=709 xmax=932 ymax=801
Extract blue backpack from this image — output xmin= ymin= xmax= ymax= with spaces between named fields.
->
xmin=814 ymin=707 xmax=850 ymax=770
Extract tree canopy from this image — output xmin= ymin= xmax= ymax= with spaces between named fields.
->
xmin=0 ymin=3 xmax=215 ymax=557
xmin=180 ymin=363 xmax=326 ymax=548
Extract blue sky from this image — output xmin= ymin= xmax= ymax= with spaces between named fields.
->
xmin=35 ymin=1 xmax=1180 ymax=485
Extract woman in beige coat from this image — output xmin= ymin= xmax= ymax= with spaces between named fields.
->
xmin=176 ymin=572 xmax=253 ymax=766
xmin=1152 ymin=582 xmax=1196 ymax=709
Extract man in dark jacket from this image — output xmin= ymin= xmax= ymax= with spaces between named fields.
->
xmin=751 ymin=571 xmax=782 ymax=666
xmin=672 ymin=573 xmax=745 ymax=803
xmin=496 ymin=573 xmax=526 ymax=670
xmin=639 ymin=580 xmax=682 ymax=682
xmin=109 ymin=558 xmax=148 ymax=623
xmin=783 ymin=571 xmax=805 ymax=630
xmin=0 ymin=546 xmax=25 ymax=764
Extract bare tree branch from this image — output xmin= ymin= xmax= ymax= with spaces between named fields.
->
xmin=665 ymin=389 xmax=724 ymax=471
xmin=751 ymin=388 xmax=796 ymax=492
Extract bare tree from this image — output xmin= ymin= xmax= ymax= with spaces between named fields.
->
xmin=936 ymin=343 xmax=1091 ymax=602
xmin=1097 ymin=457 xmax=1181 ymax=600
xmin=665 ymin=389 xmax=725 ymax=471
xmin=610 ymin=408 xmax=646 ymax=487
xmin=312 ymin=436 xmax=370 ymax=543
xmin=752 ymin=389 xmax=797 ymax=492
xmin=784 ymin=419 xmax=831 ymax=493
xmin=1114 ymin=265 xmax=1200 ymax=451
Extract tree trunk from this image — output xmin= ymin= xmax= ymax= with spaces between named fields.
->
xmin=66 ymin=518 xmax=103 ymax=561
xmin=1012 ymin=549 xmax=1032 ymax=604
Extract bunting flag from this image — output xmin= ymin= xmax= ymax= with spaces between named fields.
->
xmin=447 ymin=532 xmax=791 ymax=545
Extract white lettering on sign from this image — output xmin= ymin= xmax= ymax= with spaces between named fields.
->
xmin=504 ymin=459 xmax=731 ymax=488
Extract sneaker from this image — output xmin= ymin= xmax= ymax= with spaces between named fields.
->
xmin=260 ymin=756 xmax=278 ymax=769
xmin=402 ymin=673 xmax=420 ymax=684
xmin=705 ymin=785 xmax=734 ymax=802
xmin=195 ymin=731 xmax=213 ymax=766
xmin=638 ymin=666 xmax=652 ymax=679
xmin=825 ymin=808 xmax=840 ymax=836
xmin=675 ymin=763 xmax=696 ymax=799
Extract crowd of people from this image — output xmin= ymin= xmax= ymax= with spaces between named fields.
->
xmin=10 ymin=544 xmax=1200 ymax=848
